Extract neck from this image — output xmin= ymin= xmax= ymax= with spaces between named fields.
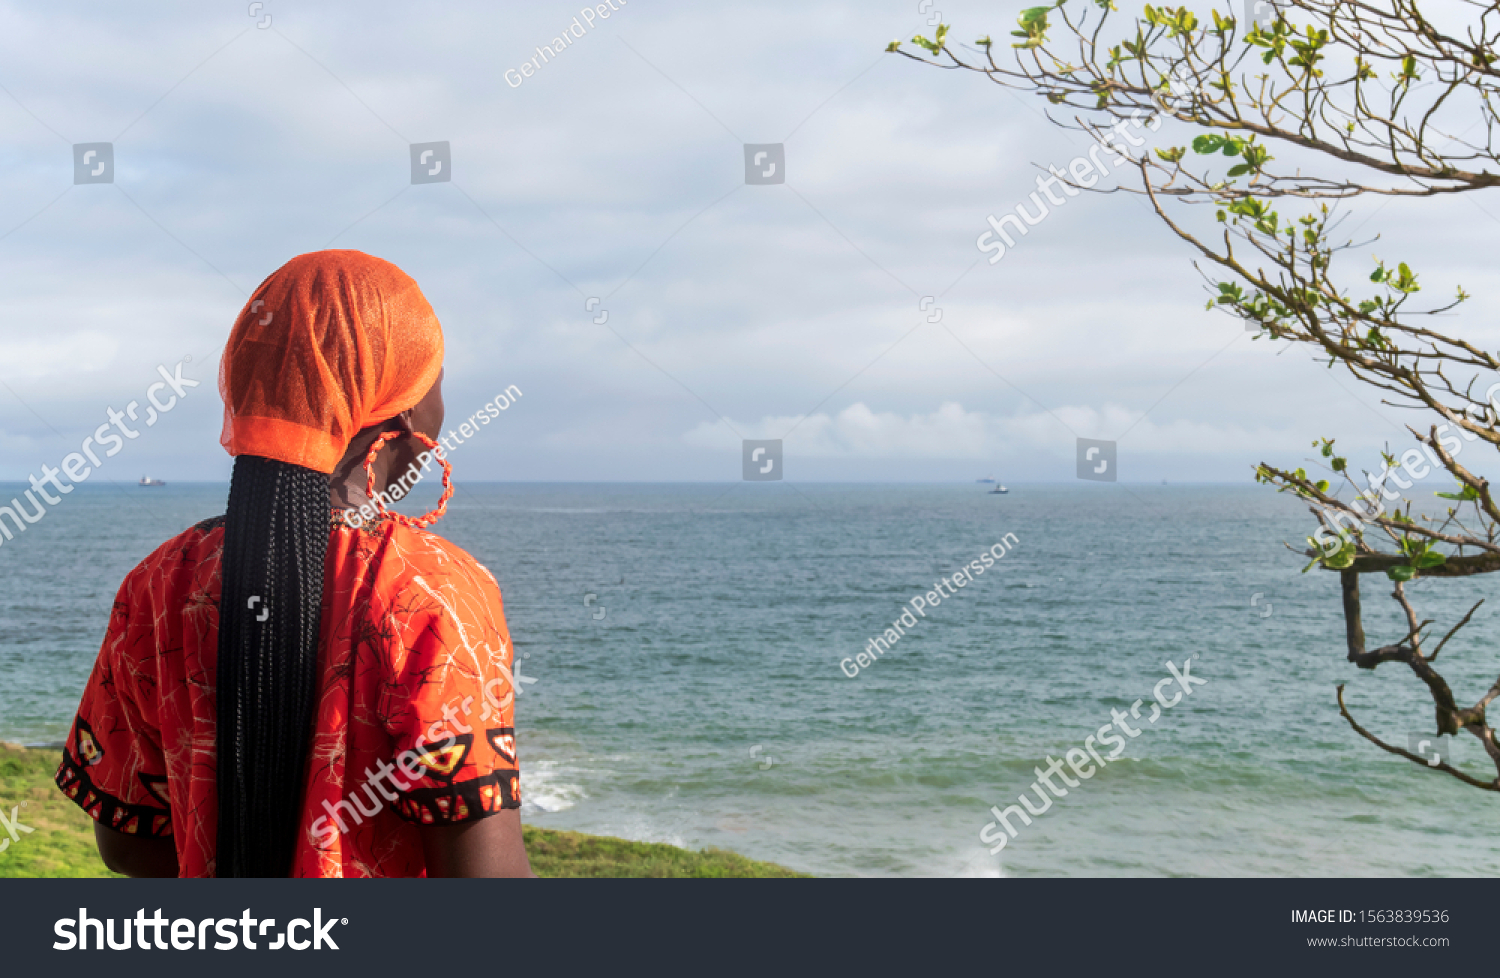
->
xmin=328 ymin=427 xmax=392 ymax=512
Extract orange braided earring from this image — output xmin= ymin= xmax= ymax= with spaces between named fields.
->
xmin=362 ymin=431 xmax=454 ymax=529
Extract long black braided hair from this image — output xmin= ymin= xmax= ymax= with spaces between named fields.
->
xmin=214 ymin=454 xmax=330 ymax=877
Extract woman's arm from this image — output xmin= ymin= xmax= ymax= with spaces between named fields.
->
xmin=94 ymin=823 xmax=180 ymax=878
xmin=418 ymin=808 xmax=536 ymax=878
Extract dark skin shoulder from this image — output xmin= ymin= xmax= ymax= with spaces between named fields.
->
xmin=100 ymin=371 xmax=536 ymax=878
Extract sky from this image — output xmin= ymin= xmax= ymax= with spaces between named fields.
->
xmin=1 ymin=0 xmax=1497 ymax=484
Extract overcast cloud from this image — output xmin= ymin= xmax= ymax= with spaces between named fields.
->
xmin=1 ymin=0 xmax=1496 ymax=484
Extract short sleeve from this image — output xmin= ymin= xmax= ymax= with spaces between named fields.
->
xmin=380 ymin=559 xmax=521 ymax=826
xmin=54 ymin=575 xmax=174 ymax=839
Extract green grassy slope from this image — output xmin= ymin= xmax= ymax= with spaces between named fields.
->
xmin=0 ymin=744 xmax=807 ymax=878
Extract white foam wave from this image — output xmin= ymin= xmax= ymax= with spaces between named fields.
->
xmin=521 ymin=758 xmax=588 ymax=813
xmin=951 ymin=848 xmax=1008 ymax=878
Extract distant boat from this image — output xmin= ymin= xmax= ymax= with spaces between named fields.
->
xmin=989 ymin=484 xmax=1009 ymax=494
xmin=139 ymin=476 xmax=166 ymax=487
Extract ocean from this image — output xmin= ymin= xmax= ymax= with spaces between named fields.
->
xmin=3 ymin=480 xmax=1498 ymax=877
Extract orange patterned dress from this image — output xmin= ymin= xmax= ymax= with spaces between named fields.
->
xmin=55 ymin=516 xmax=521 ymax=877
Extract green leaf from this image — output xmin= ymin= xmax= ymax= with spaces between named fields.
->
xmin=1324 ymin=548 xmax=1356 ymax=570
xmin=1436 ymin=484 xmax=1479 ymax=501
xmin=1012 ymin=5 xmax=1053 ymax=47
xmin=1386 ymin=564 xmax=1417 ymax=582
xmin=1414 ymin=551 xmax=1447 ymax=569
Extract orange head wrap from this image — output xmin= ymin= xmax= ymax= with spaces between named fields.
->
xmin=219 ymin=250 xmax=445 ymax=475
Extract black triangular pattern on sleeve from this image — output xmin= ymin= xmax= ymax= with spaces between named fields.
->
xmin=55 ymin=747 xmax=173 ymax=839
xmin=392 ymin=769 xmax=520 ymax=825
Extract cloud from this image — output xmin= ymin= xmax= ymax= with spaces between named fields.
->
xmin=0 ymin=0 xmax=1488 ymax=482
xmin=683 ymin=401 xmax=1298 ymax=460
xmin=0 ymin=331 xmax=120 ymax=380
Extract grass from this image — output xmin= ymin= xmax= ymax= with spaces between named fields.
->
xmin=523 ymin=825 xmax=807 ymax=878
xmin=0 ymin=744 xmax=807 ymax=878
xmin=0 ymin=743 xmax=116 ymax=878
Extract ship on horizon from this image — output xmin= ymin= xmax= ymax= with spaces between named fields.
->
xmin=138 ymin=476 xmax=166 ymax=487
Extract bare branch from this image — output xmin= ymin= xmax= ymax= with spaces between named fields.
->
xmin=1336 ymin=685 xmax=1499 ymax=790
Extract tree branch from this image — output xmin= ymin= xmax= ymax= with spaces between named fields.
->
xmin=1336 ymin=684 xmax=1499 ymax=790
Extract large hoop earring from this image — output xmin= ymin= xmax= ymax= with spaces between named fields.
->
xmin=362 ymin=430 xmax=454 ymax=529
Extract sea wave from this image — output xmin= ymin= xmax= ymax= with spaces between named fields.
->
xmin=520 ymin=757 xmax=589 ymax=813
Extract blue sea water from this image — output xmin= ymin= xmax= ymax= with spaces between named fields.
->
xmin=3 ymin=480 xmax=1498 ymax=877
